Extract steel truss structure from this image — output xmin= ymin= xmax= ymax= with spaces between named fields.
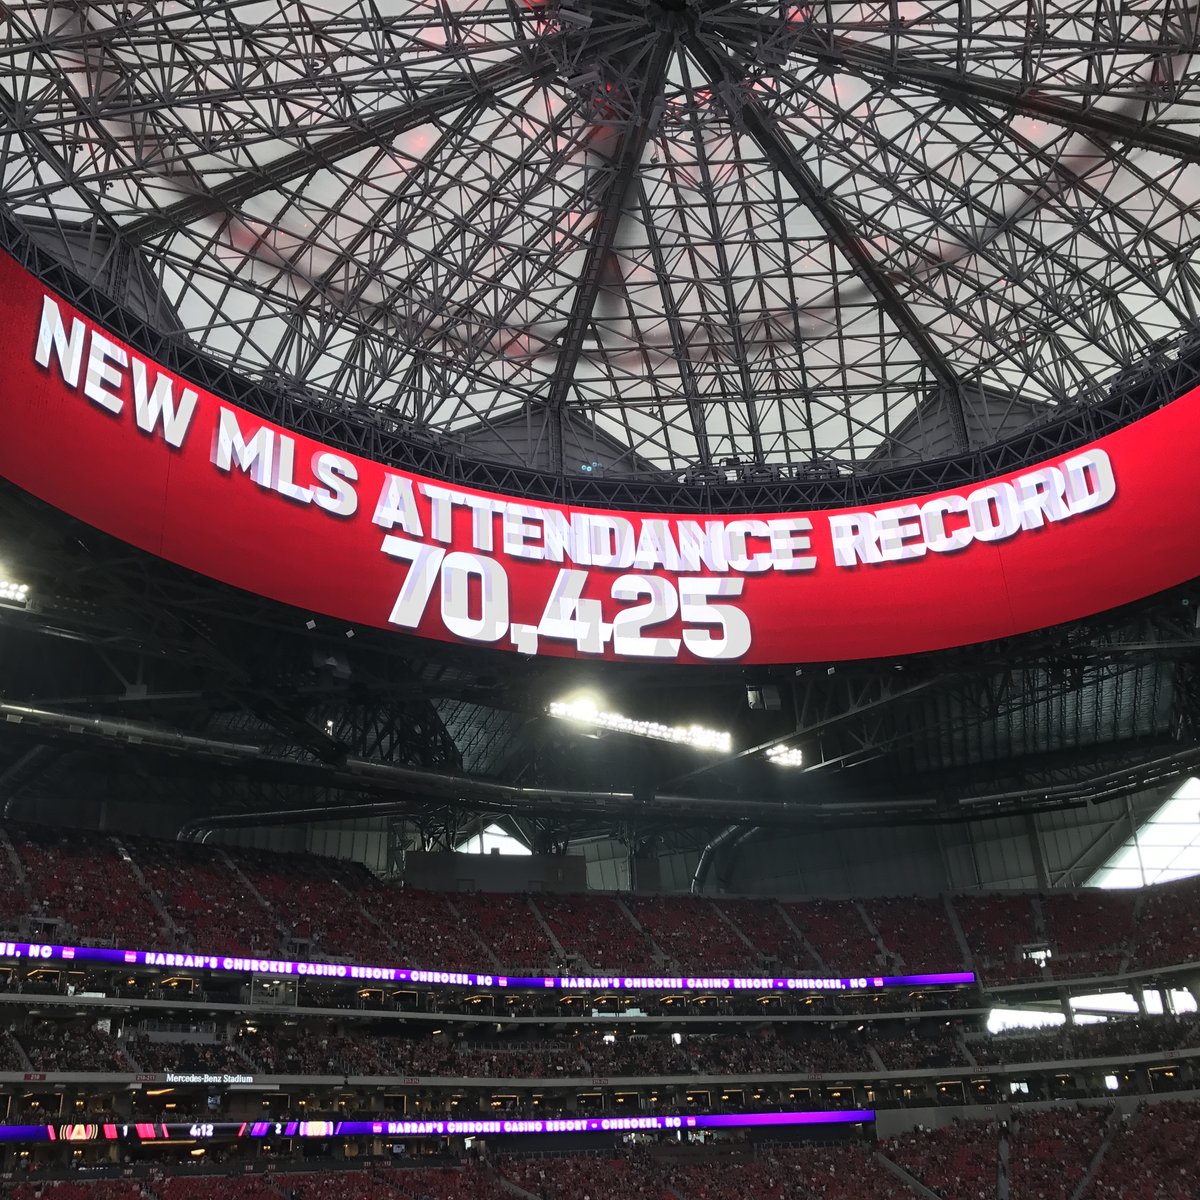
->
xmin=4 ymin=0 xmax=1200 ymax=496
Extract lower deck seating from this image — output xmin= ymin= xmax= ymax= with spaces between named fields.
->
xmin=1083 ymin=1100 xmax=1200 ymax=1199
xmin=885 ymin=1120 xmax=1000 ymax=1198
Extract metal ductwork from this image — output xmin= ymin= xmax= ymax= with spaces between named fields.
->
xmin=691 ymin=823 xmax=759 ymax=895
xmin=177 ymin=802 xmax=420 ymax=843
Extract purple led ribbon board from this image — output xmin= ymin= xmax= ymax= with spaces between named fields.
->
xmin=0 ymin=939 xmax=974 ymax=991
xmin=0 ymin=1109 xmax=875 ymax=1143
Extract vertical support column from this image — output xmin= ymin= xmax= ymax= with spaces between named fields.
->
xmin=1059 ymin=987 xmax=1076 ymax=1026
xmin=1025 ymin=814 xmax=1050 ymax=890
xmin=1125 ymin=797 xmax=1148 ymax=888
xmin=1132 ymin=984 xmax=1148 ymax=1016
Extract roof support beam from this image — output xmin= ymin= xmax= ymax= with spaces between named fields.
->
xmin=684 ymin=35 xmax=971 ymax=452
xmin=0 ymin=84 xmax=125 ymax=241
xmin=635 ymin=177 xmax=712 ymax=466
xmin=120 ymin=55 xmax=553 ymax=244
xmin=802 ymin=37 xmax=1200 ymax=165
xmin=542 ymin=35 xmax=675 ymax=468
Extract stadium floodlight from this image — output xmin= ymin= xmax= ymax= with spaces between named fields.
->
xmin=0 ymin=581 xmax=29 ymax=606
xmin=548 ymin=695 xmax=731 ymax=752
xmin=765 ymin=744 xmax=803 ymax=767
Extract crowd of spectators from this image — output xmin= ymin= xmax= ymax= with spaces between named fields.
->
xmin=1083 ymin=1100 xmax=1200 ymax=1199
xmin=486 ymin=1147 xmax=908 ymax=1200
xmin=156 ymin=1178 xmax=283 ymax=1200
xmin=15 ymin=1022 xmax=130 ymax=1073
xmin=867 ymin=898 xmax=964 ymax=974
xmin=256 ymin=1026 xmax=898 ymax=1081
xmin=501 ymin=1153 xmax=671 ymax=1200
xmin=586 ymin=1035 xmax=688 ymax=1076
xmin=682 ymin=1030 xmax=799 ymax=1076
xmin=681 ymin=1029 xmax=873 ymax=1076
xmin=772 ymin=1145 xmax=902 ymax=1200
xmin=124 ymin=1039 xmax=249 ymax=1075
xmin=9 ymin=1009 xmax=1200 ymax=1079
xmin=24 ymin=1168 xmax=518 ymax=1200
xmin=1008 ymin=1107 xmax=1109 ymax=1200
xmin=4 ymin=823 xmax=1200 ymax=987
xmin=243 ymin=1030 xmax=383 ymax=1076
xmin=5 ymin=1115 xmax=1200 ymax=1200
xmin=3 ymin=1023 xmax=769 ymax=1080
xmin=10 ymin=830 xmax=161 ymax=948
xmin=353 ymin=889 xmax=479 ymax=973
xmin=246 ymin=1030 xmax=704 ymax=1078
xmin=0 ymin=1032 xmax=23 ymax=1071
xmin=223 ymin=851 xmax=397 ymax=964
xmin=256 ymin=1166 xmax=509 ymax=1200
xmin=778 ymin=901 xmax=880 ymax=973
xmin=237 ymin=1030 xmax=595 ymax=1078
xmin=125 ymin=838 xmax=274 ymax=959
xmin=394 ymin=1040 xmax=592 ymax=1079
xmin=534 ymin=895 xmax=659 ymax=973
xmin=954 ymin=894 xmax=1043 ymax=983
xmin=886 ymin=1119 xmax=1000 ymax=1198
xmin=623 ymin=896 xmax=752 ymax=974
xmin=1131 ymin=881 xmax=1200 ymax=971
xmin=0 ymin=1156 xmax=912 ymax=1200
xmin=451 ymin=893 xmax=557 ymax=973
xmin=790 ymin=1145 xmax=902 ymax=1200
xmin=661 ymin=1145 xmax=899 ymax=1200
xmin=0 ymin=861 xmax=30 ymax=933
xmin=0 ymin=1155 xmax=899 ymax=1200
xmin=1041 ymin=894 xmax=1135 ymax=979
xmin=873 ymin=1027 xmax=968 ymax=1071
xmin=713 ymin=900 xmax=817 ymax=970
xmin=5 ymin=1184 xmax=150 ymax=1200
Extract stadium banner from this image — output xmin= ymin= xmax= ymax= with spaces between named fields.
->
xmin=0 ymin=1109 xmax=874 ymax=1143
xmin=2 ymin=249 xmax=1196 ymax=663
xmin=0 ymin=937 xmax=973 ymax=990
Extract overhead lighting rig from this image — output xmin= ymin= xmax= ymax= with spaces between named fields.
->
xmin=549 ymin=695 xmax=731 ymax=752
xmin=765 ymin=744 xmax=803 ymax=767
xmin=0 ymin=580 xmax=29 ymax=607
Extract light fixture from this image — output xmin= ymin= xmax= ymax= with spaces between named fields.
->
xmin=548 ymin=696 xmax=731 ymax=752
xmin=0 ymin=580 xmax=29 ymax=606
xmin=765 ymin=744 xmax=803 ymax=767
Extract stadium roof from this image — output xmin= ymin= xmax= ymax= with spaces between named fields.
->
xmin=4 ymin=2 xmax=1200 ymax=857
xmin=5 ymin=0 xmax=1200 ymax=479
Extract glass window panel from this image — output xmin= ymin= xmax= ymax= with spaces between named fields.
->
xmin=1089 ymin=780 xmax=1200 ymax=889
xmin=1070 ymin=993 xmax=1138 ymax=1015
xmin=1135 ymin=845 xmax=1188 ymax=869
xmin=987 ymin=1008 xmax=1065 ymax=1034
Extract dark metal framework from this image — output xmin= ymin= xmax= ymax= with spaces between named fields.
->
xmin=3 ymin=207 xmax=1200 ymax=515
xmin=3 ymin=0 xmax=1200 ymax=497
xmin=1 ymin=473 xmax=1199 ymax=851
